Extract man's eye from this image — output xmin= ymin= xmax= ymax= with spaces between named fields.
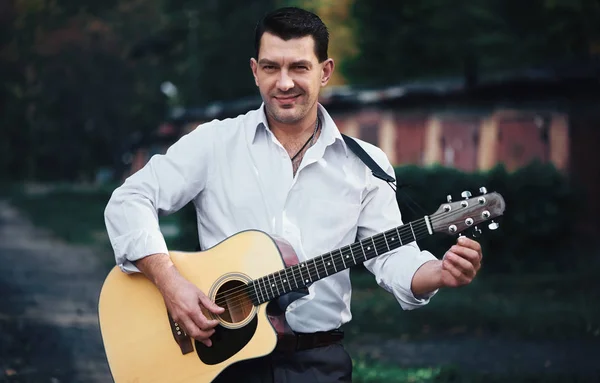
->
xmin=263 ymin=66 xmax=276 ymax=71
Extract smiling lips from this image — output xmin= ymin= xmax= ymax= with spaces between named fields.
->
xmin=274 ymin=94 xmax=301 ymax=104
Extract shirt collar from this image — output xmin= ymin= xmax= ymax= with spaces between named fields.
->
xmin=248 ymin=103 xmax=349 ymax=157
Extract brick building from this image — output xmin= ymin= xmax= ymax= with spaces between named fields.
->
xmin=126 ymin=59 xmax=600 ymax=232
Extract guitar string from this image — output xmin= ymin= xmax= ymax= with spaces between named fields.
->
xmin=212 ymin=224 xmax=434 ymax=309
xmin=209 ymin=227 xmax=438 ymax=314
xmin=212 ymin=222 xmax=464 ymax=312
xmin=212 ymin=205 xmax=490 ymax=308
xmin=212 ymin=208 xmax=487 ymax=311
xmin=212 ymin=206 xmax=488 ymax=309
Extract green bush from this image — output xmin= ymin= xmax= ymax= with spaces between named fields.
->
xmin=173 ymin=161 xmax=585 ymax=274
xmin=393 ymin=161 xmax=584 ymax=273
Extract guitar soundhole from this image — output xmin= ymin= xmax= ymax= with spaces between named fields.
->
xmin=216 ymin=280 xmax=253 ymax=325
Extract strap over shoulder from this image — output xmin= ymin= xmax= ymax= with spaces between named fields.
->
xmin=341 ymin=134 xmax=396 ymax=184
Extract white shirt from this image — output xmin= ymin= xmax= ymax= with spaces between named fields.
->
xmin=104 ymin=103 xmax=438 ymax=333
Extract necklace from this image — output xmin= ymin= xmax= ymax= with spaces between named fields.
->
xmin=290 ymin=118 xmax=320 ymax=162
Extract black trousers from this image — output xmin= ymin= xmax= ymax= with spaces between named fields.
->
xmin=212 ymin=343 xmax=353 ymax=383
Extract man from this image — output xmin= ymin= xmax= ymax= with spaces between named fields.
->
xmin=104 ymin=6 xmax=482 ymax=383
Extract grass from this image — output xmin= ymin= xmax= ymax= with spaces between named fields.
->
xmin=345 ymin=267 xmax=600 ymax=342
xmin=352 ymin=361 xmax=600 ymax=383
xmin=2 ymin=183 xmax=599 ymax=382
xmin=0 ymin=182 xmax=197 ymax=249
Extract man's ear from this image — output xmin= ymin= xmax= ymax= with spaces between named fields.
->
xmin=320 ymin=58 xmax=335 ymax=87
xmin=250 ymin=58 xmax=259 ymax=87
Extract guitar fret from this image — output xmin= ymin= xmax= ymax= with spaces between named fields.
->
xmin=409 ymin=222 xmax=416 ymax=241
xmin=250 ymin=218 xmax=440 ymax=305
xmin=253 ymin=281 xmax=263 ymax=304
xmin=395 ymin=227 xmax=403 ymax=245
xmin=349 ymin=245 xmax=357 ymax=264
xmin=269 ymin=274 xmax=279 ymax=296
xmin=277 ymin=271 xmax=285 ymax=294
xmin=275 ymin=273 xmax=283 ymax=296
xmin=263 ymin=277 xmax=272 ymax=300
xmin=301 ymin=262 xmax=311 ymax=284
xmin=321 ymin=256 xmax=329 ymax=277
xmin=371 ymin=237 xmax=378 ymax=256
xmin=383 ymin=232 xmax=390 ymax=251
xmin=290 ymin=266 xmax=299 ymax=289
xmin=359 ymin=240 xmax=367 ymax=260
xmin=330 ymin=252 xmax=337 ymax=272
xmin=282 ymin=268 xmax=292 ymax=292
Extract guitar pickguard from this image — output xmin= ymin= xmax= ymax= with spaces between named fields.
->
xmin=195 ymin=315 xmax=258 ymax=365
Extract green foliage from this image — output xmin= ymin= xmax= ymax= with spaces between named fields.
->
xmin=344 ymin=0 xmax=600 ymax=86
xmin=393 ymin=161 xmax=585 ymax=273
xmin=1 ymin=184 xmax=114 ymax=247
xmin=353 ymin=360 xmax=441 ymax=382
xmin=352 ymin=360 xmax=599 ymax=383
xmin=0 ymin=0 xmax=277 ymax=182
xmin=347 ymin=268 xmax=600 ymax=341
xmin=155 ymin=0 xmax=277 ymax=106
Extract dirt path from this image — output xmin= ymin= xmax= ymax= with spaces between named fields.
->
xmin=346 ymin=335 xmax=600 ymax=377
xmin=1 ymin=199 xmax=599 ymax=382
xmin=0 ymin=201 xmax=112 ymax=382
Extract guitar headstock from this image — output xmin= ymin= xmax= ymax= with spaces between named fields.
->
xmin=430 ymin=187 xmax=505 ymax=237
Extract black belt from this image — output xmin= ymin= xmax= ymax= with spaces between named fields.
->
xmin=275 ymin=330 xmax=344 ymax=353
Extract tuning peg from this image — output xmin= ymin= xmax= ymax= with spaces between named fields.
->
xmin=479 ymin=186 xmax=487 ymax=195
xmin=472 ymin=226 xmax=482 ymax=238
xmin=446 ymin=194 xmax=452 ymax=202
xmin=488 ymin=220 xmax=499 ymax=230
xmin=461 ymin=191 xmax=472 ymax=199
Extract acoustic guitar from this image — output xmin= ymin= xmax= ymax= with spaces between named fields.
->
xmin=98 ymin=188 xmax=505 ymax=382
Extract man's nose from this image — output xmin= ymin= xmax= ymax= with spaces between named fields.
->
xmin=276 ymin=70 xmax=294 ymax=91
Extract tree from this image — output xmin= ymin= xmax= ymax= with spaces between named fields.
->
xmin=343 ymin=0 xmax=600 ymax=87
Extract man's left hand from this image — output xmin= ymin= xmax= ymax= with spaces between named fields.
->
xmin=440 ymin=236 xmax=483 ymax=288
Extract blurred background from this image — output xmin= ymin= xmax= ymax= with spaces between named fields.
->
xmin=1 ymin=0 xmax=600 ymax=382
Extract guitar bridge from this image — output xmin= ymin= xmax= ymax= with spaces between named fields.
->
xmin=168 ymin=312 xmax=194 ymax=355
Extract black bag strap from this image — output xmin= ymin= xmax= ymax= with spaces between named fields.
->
xmin=342 ymin=134 xmax=396 ymax=184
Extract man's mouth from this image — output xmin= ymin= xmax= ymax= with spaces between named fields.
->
xmin=274 ymin=94 xmax=301 ymax=102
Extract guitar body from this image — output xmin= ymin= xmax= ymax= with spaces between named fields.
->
xmin=98 ymin=230 xmax=301 ymax=383
xmin=99 ymin=191 xmax=506 ymax=382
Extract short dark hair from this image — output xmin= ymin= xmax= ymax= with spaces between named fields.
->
xmin=254 ymin=7 xmax=329 ymax=63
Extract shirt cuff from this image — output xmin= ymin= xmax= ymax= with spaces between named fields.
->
xmin=112 ymin=229 xmax=169 ymax=274
xmin=387 ymin=249 xmax=439 ymax=310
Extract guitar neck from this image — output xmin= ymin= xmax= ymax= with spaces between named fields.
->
xmin=250 ymin=217 xmax=432 ymax=305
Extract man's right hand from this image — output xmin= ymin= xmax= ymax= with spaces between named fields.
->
xmin=160 ymin=274 xmax=225 ymax=347
xmin=134 ymin=253 xmax=225 ymax=347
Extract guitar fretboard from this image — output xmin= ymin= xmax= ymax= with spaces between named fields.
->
xmin=248 ymin=217 xmax=431 ymax=305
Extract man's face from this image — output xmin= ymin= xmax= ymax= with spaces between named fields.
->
xmin=251 ymin=32 xmax=333 ymax=125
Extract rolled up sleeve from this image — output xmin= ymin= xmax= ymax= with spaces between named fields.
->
xmin=104 ymin=122 xmax=216 ymax=273
xmin=359 ymin=152 xmax=438 ymax=310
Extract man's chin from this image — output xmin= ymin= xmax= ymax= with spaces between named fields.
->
xmin=267 ymin=105 xmax=303 ymax=124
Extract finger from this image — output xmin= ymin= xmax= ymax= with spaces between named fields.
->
xmin=182 ymin=318 xmax=215 ymax=342
xmin=451 ymin=245 xmax=481 ymax=269
xmin=457 ymin=236 xmax=482 ymax=254
xmin=192 ymin=328 xmax=216 ymax=345
xmin=199 ymin=294 xmax=225 ymax=315
xmin=190 ymin=307 xmax=220 ymax=331
xmin=445 ymin=251 xmax=476 ymax=278
xmin=442 ymin=254 xmax=467 ymax=281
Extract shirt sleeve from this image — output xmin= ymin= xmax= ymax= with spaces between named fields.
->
xmin=104 ymin=122 xmax=216 ymax=273
xmin=359 ymin=150 xmax=439 ymax=310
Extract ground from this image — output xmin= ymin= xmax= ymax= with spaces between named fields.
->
xmin=0 ymin=201 xmax=112 ymax=382
xmin=0 ymin=199 xmax=599 ymax=382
